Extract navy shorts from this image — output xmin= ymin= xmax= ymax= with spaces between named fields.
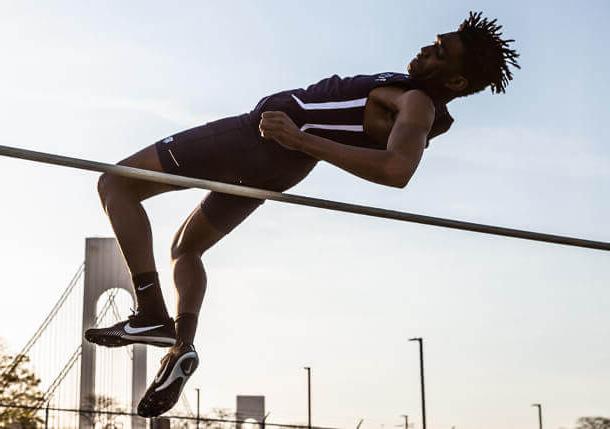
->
xmin=155 ymin=112 xmax=317 ymax=233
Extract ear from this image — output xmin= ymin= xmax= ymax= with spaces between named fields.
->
xmin=444 ymin=75 xmax=468 ymax=92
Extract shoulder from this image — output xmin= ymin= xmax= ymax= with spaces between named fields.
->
xmin=395 ymin=90 xmax=435 ymax=129
xmin=397 ymin=89 xmax=435 ymax=110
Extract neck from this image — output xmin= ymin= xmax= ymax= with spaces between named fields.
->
xmin=436 ymin=92 xmax=457 ymax=104
xmin=410 ymin=76 xmax=457 ymax=104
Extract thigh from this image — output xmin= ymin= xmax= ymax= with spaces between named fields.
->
xmin=199 ymin=192 xmax=264 ymax=236
xmin=195 ymin=149 xmax=318 ymax=236
xmin=155 ymin=114 xmax=266 ymax=186
xmin=171 ymin=163 xmax=319 ymax=254
xmin=113 ymin=144 xmax=183 ymax=201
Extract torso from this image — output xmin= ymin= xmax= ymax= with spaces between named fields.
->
xmin=252 ymin=73 xmax=453 ymax=149
xmin=363 ymin=86 xmax=409 ymax=147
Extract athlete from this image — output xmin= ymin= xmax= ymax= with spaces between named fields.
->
xmin=84 ymin=12 xmax=519 ymax=417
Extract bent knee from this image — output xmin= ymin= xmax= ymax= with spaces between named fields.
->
xmin=97 ymin=173 xmax=114 ymax=202
xmin=171 ymin=228 xmax=220 ymax=261
xmin=98 ymin=173 xmax=125 ymax=203
xmin=97 ymin=172 xmax=138 ymax=205
xmin=170 ymin=239 xmax=206 ymax=261
xmin=171 ymin=209 xmax=227 ymax=261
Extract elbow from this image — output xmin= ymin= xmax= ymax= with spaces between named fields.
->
xmin=386 ymin=174 xmax=411 ymax=188
xmin=384 ymin=172 xmax=412 ymax=189
xmin=382 ymin=153 xmax=420 ymax=188
xmin=383 ymin=162 xmax=414 ymax=188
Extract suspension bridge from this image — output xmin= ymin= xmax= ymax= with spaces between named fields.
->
xmin=0 ymin=238 xmax=196 ymax=429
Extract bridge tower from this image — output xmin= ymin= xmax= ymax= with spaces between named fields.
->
xmin=79 ymin=237 xmax=147 ymax=429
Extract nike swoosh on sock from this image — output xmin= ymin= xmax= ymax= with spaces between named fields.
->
xmin=137 ymin=283 xmax=155 ymax=291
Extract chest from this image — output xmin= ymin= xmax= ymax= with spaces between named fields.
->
xmin=363 ymin=86 xmax=407 ymax=147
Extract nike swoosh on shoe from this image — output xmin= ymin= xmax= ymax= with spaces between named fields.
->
xmin=154 ymin=352 xmax=198 ymax=392
xmin=124 ymin=323 xmax=165 ymax=334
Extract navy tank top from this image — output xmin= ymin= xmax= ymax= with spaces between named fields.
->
xmin=253 ymin=72 xmax=454 ymax=149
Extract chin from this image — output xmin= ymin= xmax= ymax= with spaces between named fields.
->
xmin=407 ymin=58 xmax=424 ymax=77
xmin=407 ymin=66 xmax=420 ymax=78
xmin=407 ymin=60 xmax=417 ymax=75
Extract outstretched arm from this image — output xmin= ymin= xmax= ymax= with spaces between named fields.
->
xmin=259 ymin=90 xmax=435 ymax=188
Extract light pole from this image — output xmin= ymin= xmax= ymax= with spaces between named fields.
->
xmin=44 ymin=403 xmax=50 ymax=429
xmin=304 ymin=366 xmax=312 ymax=429
xmin=261 ymin=412 xmax=271 ymax=429
xmin=195 ymin=388 xmax=200 ymax=429
xmin=409 ymin=337 xmax=426 ymax=429
xmin=532 ymin=403 xmax=543 ymax=429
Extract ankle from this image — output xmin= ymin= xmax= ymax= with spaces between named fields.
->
xmin=135 ymin=309 xmax=170 ymax=322
xmin=132 ymin=271 xmax=170 ymax=319
xmin=175 ymin=313 xmax=198 ymax=345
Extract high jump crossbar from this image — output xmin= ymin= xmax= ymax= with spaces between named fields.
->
xmin=0 ymin=144 xmax=608 ymax=252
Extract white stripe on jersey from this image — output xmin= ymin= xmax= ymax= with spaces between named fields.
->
xmin=300 ymin=123 xmax=364 ymax=132
xmin=291 ymin=94 xmax=367 ymax=110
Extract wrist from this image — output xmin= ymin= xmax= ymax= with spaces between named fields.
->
xmin=293 ymin=129 xmax=307 ymax=151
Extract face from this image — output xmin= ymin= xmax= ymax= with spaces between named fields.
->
xmin=407 ymin=32 xmax=466 ymax=90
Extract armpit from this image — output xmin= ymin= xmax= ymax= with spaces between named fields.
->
xmin=426 ymin=107 xmax=455 ymax=147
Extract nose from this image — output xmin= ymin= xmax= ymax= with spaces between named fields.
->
xmin=421 ymin=44 xmax=434 ymax=56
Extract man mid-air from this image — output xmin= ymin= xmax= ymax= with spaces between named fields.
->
xmin=85 ymin=11 xmax=520 ymax=417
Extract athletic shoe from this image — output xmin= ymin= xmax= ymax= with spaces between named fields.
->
xmin=84 ymin=312 xmax=176 ymax=348
xmin=137 ymin=344 xmax=199 ymax=417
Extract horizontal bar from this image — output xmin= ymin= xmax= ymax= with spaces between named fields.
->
xmin=0 ymin=144 xmax=608 ymax=251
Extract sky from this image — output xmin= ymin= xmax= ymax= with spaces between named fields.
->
xmin=0 ymin=1 xmax=609 ymax=428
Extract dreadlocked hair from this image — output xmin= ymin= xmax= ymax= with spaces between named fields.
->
xmin=457 ymin=11 xmax=520 ymax=96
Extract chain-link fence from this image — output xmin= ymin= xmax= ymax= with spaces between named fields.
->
xmin=0 ymin=403 xmax=334 ymax=429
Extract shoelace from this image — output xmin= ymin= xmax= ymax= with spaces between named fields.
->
xmin=128 ymin=308 xmax=171 ymax=324
xmin=127 ymin=308 xmax=141 ymax=321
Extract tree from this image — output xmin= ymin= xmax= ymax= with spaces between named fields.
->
xmin=202 ymin=407 xmax=235 ymax=429
xmin=0 ymin=342 xmax=45 ymax=428
xmin=80 ymin=393 xmax=126 ymax=429
xmin=576 ymin=417 xmax=610 ymax=429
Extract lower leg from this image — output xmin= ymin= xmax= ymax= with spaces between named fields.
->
xmin=98 ymin=145 xmax=178 ymax=318
xmin=172 ymin=253 xmax=207 ymax=345
xmin=171 ymin=207 xmax=227 ymax=346
xmin=102 ymin=191 xmax=170 ymax=319
xmin=102 ymin=192 xmax=157 ymax=273
xmin=173 ymin=252 xmax=207 ymax=315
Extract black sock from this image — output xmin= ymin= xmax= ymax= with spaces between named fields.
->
xmin=175 ymin=313 xmax=198 ymax=346
xmin=132 ymin=271 xmax=169 ymax=320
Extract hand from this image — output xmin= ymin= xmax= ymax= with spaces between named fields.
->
xmin=259 ymin=111 xmax=303 ymax=150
